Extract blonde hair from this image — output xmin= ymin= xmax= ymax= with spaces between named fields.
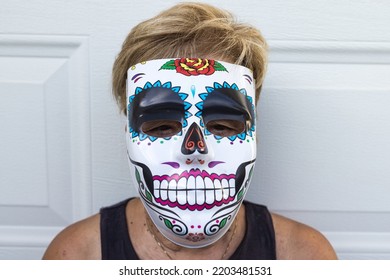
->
xmin=112 ymin=2 xmax=268 ymax=114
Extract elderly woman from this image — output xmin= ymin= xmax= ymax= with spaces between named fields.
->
xmin=43 ymin=2 xmax=337 ymax=260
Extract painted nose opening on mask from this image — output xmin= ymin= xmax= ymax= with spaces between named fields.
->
xmin=181 ymin=123 xmax=208 ymax=155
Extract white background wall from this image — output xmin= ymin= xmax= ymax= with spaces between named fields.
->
xmin=1 ymin=0 xmax=389 ymax=259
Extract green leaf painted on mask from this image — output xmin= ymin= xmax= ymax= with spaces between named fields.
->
xmin=219 ymin=217 xmax=228 ymax=229
xmin=145 ymin=189 xmax=153 ymax=202
xmin=135 ymin=168 xmax=141 ymax=184
xmin=248 ymin=165 xmax=254 ymax=179
xmin=237 ymin=188 xmax=245 ymax=201
xmin=164 ymin=218 xmax=173 ymax=229
xmin=159 ymin=60 xmax=176 ymax=70
xmin=214 ymin=61 xmax=228 ymax=72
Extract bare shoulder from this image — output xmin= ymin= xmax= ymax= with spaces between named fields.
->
xmin=42 ymin=214 xmax=101 ymax=260
xmin=271 ymin=213 xmax=337 ymax=260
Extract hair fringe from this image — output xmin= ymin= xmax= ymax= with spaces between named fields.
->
xmin=112 ymin=2 xmax=268 ymax=114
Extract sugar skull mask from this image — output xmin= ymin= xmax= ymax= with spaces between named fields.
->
xmin=126 ymin=58 xmax=256 ymax=248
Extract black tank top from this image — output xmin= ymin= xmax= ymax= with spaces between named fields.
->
xmin=100 ymin=199 xmax=276 ymax=260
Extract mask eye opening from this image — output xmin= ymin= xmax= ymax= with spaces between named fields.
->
xmin=141 ymin=120 xmax=182 ymax=138
xmin=205 ymin=119 xmax=245 ymax=138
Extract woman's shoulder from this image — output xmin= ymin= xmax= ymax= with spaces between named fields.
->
xmin=270 ymin=212 xmax=337 ymax=260
xmin=42 ymin=214 xmax=101 ymax=260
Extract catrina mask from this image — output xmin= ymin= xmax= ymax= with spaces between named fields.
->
xmin=126 ymin=58 xmax=256 ymax=248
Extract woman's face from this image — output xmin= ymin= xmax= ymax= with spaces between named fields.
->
xmin=126 ymin=58 xmax=257 ymax=248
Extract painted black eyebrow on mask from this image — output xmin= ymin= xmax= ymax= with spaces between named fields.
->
xmin=202 ymin=88 xmax=255 ymax=130
xmin=128 ymin=87 xmax=185 ymax=133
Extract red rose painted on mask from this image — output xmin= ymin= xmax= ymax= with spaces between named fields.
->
xmin=175 ymin=58 xmax=215 ymax=76
xmin=160 ymin=58 xmax=228 ymax=76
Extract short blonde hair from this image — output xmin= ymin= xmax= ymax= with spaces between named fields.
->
xmin=112 ymin=2 xmax=268 ymax=114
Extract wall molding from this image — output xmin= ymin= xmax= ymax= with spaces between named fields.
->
xmin=326 ymin=231 xmax=390 ymax=254
xmin=0 ymin=226 xmax=60 ymax=248
xmin=0 ymin=34 xmax=89 ymax=58
xmin=325 ymin=232 xmax=390 ymax=259
xmin=268 ymin=40 xmax=390 ymax=64
xmin=0 ymin=34 xmax=92 ymax=226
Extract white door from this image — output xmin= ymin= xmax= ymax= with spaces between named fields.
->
xmin=1 ymin=0 xmax=390 ymax=259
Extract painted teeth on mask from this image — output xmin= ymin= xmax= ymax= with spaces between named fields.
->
xmin=196 ymin=176 xmax=205 ymax=205
xmin=187 ymin=176 xmax=196 ymax=205
xmin=205 ymin=177 xmax=214 ymax=204
xmin=168 ymin=180 xmax=177 ymax=203
xmin=221 ymin=179 xmax=229 ymax=200
xmin=177 ymin=177 xmax=187 ymax=205
xmin=229 ymin=178 xmax=236 ymax=196
xmin=160 ymin=180 xmax=168 ymax=200
xmin=152 ymin=171 xmax=236 ymax=208
xmin=153 ymin=181 xmax=160 ymax=199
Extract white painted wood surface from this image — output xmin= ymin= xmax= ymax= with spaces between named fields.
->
xmin=1 ymin=0 xmax=389 ymax=259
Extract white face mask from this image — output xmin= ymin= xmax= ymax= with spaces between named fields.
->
xmin=126 ymin=58 xmax=256 ymax=248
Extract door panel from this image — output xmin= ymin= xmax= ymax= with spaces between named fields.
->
xmin=1 ymin=0 xmax=390 ymax=259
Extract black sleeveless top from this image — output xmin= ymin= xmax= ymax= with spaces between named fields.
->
xmin=100 ymin=199 xmax=276 ymax=260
